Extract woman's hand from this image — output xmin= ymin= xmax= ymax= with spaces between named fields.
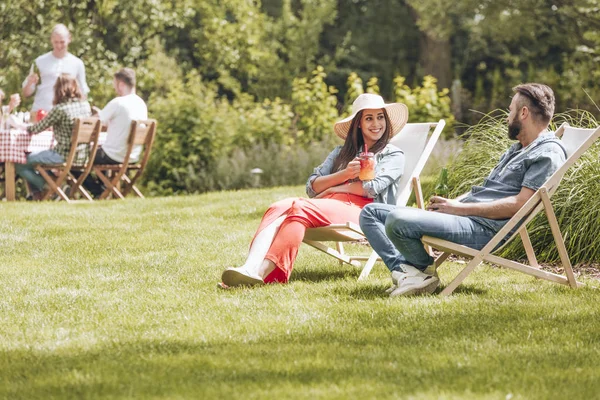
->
xmin=343 ymin=158 xmax=361 ymax=180
xmin=427 ymin=196 xmax=467 ymax=215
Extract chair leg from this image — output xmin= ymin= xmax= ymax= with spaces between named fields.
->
xmin=358 ymin=251 xmax=380 ymax=281
xmin=336 ymin=242 xmax=345 ymax=267
xmin=540 ymin=190 xmax=577 ymax=288
xmin=434 ymin=252 xmax=450 ymax=268
xmin=304 ymin=240 xmax=361 ymax=268
xmin=519 ymin=228 xmax=539 ymax=268
xmin=68 ymin=173 xmax=94 ymax=201
xmin=36 ymin=168 xmax=70 ymax=202
xmin=95 ymin=169 xmax=125 ymax=200
xmin=413 ymin=177 xmax=433 ymax=256
xmin=130 ymin=185 xmax=144 ymax=198
xmin=439 ymin=256 xmax=484 ymax=297
xmin=121 ymin=173 xmax=145 ymax=198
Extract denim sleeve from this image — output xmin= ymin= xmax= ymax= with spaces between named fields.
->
xmin=306 ymin=146 xmax=342 ymax=198
xmin=362 ymin=147 xmax=405 ymax=198
xmin=522 ymin=149 xmax=566 ymax=191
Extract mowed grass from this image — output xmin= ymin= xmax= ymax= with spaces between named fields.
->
xmin=1 ymin=186 xmax=599 ymax=400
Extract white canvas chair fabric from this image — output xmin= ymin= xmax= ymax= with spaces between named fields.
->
xmin=302 ymin=120 xmax=446 ymax=279
xmin=422 ymin=123 xmax=600 ymax=296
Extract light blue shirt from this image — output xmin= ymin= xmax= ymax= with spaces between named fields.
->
xmin=306 ymin=144 xmax=405 ymax=205
xmin=462 ymin=132 xmax=567 ymax=232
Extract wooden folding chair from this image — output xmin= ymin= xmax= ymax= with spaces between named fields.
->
xmin=422 ymin=123 xmax=600 ymax=296
xmin=64 ymin=118 xmax=103 ymax=201
xmin=34 ymin=117 xmax=101 ymax=203
xmin=302 ymin=120 xmax=446 ymax=280
xmin=93 ymin=119 xmax=157 ymax=200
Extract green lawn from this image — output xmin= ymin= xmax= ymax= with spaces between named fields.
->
xmin=1 ymin=186 xmax=599 ymax=399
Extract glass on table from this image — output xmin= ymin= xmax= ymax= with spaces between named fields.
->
xmin=1 ymin=105 xmax=10 ymax=130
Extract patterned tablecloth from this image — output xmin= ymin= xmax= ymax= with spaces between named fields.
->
xmin=0 ymin=129 xmax=55 ymax=164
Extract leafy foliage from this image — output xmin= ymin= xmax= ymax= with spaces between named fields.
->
xmin=393 ymin=75 xmax=455 ymax=133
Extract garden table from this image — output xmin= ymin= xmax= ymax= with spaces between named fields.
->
xmin=0 ymin=128 xmax=54 ymax=201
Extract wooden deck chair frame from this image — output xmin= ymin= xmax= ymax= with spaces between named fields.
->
xmin=422 ymin=123 xmax=600 ymax=296
xmin=302 ymin=120 xmax=446 ymax=280
xmin=34 ymin=117 xmax=102 ymax=203
xmin=93 ymin=119 xmax=157 ymax=200
xmin=64 ymin=118 xmax=103 ymax=201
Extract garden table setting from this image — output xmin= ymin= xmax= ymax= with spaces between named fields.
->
xmin=0 ymin=126 xmax=54 ymax=201
xmin=0 ymin=123 xmax=108 ymax=201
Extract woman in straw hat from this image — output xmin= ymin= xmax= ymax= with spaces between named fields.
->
xmin=220 ymin=93 xmax=409 ymax=287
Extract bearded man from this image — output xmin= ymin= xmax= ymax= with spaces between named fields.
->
xmin=359 ymin=83 xmax=567 ymax=297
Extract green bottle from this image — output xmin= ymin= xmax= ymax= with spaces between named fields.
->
xmin=434 ymin=167 xmax=449 ymax=197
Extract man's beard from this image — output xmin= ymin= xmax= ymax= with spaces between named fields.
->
xmin=508 ymin=119 xmax=522 ymax=140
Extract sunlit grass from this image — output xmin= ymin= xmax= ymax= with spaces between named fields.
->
xmin=1 ymin=187 xmax=599 ymax=399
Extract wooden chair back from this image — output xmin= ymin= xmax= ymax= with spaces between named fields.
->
xmin=120 ymin=119 xmax=157 ymax=166
xmin=64 ymin=117 xmax=100 ymax=169
xmin=389 ymin=120 xmax=445 ymax=206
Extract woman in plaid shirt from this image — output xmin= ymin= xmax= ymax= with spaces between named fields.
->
xmin=15 ymin=74 xmax=91 ymax=200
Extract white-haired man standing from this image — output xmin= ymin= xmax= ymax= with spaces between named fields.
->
xmin=22 ymin=24 xmax=90 ymax=117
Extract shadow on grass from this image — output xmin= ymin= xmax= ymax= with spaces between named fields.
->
xmin=337 ymin=285 xmax=390 ymax=300
xmin=2 ymin=323 xmax=597 ymax=400
xmin=440 ymin=284 xmax=488 ymax=296
xmin=332 ymin=282 xmax=489 ymax=300
xmin=291 ymin=267 xmax=358 ymax=283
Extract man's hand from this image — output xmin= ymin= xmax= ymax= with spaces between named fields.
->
xmin=427 ymin=196 xmax=467 ymax=215
xmin=343 ymin=158 xmax=361 ymax=180
xmin=26 ymin=73 xmax=39 ymax=87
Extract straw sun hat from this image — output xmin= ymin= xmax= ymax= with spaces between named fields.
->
xmin=334 ymin=93 xmax=409 ymax=140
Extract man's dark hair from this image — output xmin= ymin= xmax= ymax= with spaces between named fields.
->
xmin=512 ymin=83 xmax=555 ymax=125
xmin=114 ymin=68 xmax=136 ymax=88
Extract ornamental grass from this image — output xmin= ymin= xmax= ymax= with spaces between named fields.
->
xmin=447 ymin=110 xmax=600 ymax=265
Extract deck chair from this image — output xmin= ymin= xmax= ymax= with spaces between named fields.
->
xmin=302 ymin=120 xmax=446 ymax=280
xmin=422 ymin=123 xmax=600 ymax=296
xmin=34 ymin=117 xmax=102 ymax=202
xmin=93 ymin=119 xmax=157 ymax=200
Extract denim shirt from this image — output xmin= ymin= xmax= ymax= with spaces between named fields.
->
xmin=461 ymin=132 xmax=567 ymax=232
xmin=306 ymin=144 xmax=405 ymax=205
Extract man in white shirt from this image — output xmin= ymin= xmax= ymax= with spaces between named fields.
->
xmin=22 ymin=24 xmax=90 ymax=115
xmin=83 ymin=68 xmax=148 ymax=196
xmin=94 ymin=68 xmax=148 ymax=164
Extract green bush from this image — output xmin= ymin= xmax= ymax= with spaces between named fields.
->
xmin=142 ymin=59 xmax=456 ymax=195
xmin=144 ymin=64 xmax=341 ymax=195
xmin=447 ymin=110 xmax=600 ymax=264
xmin=393 ymin=75 xmax=456 ymax=134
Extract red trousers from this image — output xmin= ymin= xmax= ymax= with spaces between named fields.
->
xmin=251 ymin=193 xmax=373 ymax=283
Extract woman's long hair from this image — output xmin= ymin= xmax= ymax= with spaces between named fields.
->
xmin=331 ymin=108 xmax=393 ymax=173
xmin=53 ymin=74 xmax=83 ymax=105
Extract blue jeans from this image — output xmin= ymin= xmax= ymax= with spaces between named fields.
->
xmin=15 ymin=150 xmax=64 ymax=192
xmin=359 ymin=203 xmax=497 ymax=272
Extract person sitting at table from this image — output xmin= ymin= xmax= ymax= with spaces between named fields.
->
xmin=0 ymin=90 xmax=21 ymax=113
xmin=22 ymin=24 xmax=89 ymax=118
xmin=82 ymin=67 xmax=148 ymax=197
xmin=219 ymin=93 xmax=408 ymax=288
xmin=15 ymin=74 xmax=91 ymax=200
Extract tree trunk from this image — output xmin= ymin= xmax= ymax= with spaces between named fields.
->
xmin=419 ymin=31 xmax=452 ymax=90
